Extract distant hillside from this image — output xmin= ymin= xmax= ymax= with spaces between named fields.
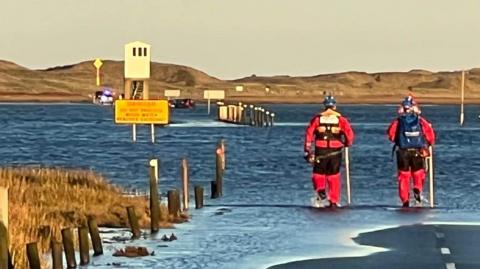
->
xmin=0 ymin=59 xmax=479 ymax=103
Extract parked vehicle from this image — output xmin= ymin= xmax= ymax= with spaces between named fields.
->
xmin=168 ymin=98 xmax=195 ymax=109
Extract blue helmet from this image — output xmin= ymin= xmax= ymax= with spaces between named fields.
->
xmin=323 ymin=95 xmax=337 ymax=107
xmin=401 ymin=96 xmax=414 ymax=108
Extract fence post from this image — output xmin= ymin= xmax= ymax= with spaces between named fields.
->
xmin=87 ymin=217 xmax=103 ymax=256
xmin=194 ymin=185 xmax=204 ymax=209
xmin=26 ymin=242 xmax=41 ymax=269
xmin=181 ymin=158 xmax=189 ymax=211
xmin=61 ymin=228 xmax=77 ymax=269
xmin=126 ymin=206 xmax=141 ymax=239
xmin=215 ymin=140 xmax=224 ymax=197
xmin=149 ymin=159 xmax=160 ymax=233
xmin=51 ymin=240 xmax=63 ymax=269
xmin=78 ymin=227 xmax=90 ymax=265
xmin=167 ymin=190 xmax=180 ymax=217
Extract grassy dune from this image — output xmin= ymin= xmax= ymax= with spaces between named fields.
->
xmin=0 ymin=166 xmax=182 ymax=268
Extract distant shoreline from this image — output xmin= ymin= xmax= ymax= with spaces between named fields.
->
xmin=0 ymin=96 xmax=476 ymax=105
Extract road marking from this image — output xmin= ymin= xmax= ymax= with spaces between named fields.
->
xmin=445 ymin=263 xmax=456 ymax=269
xmin=436 ymin=232 xmax=445 ymax=238
xmin=441 ymin=248 xmax=451 ymax=255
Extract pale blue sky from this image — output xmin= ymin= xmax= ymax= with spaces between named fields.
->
xmin=1 ymin=0 xmax=479 ymax=79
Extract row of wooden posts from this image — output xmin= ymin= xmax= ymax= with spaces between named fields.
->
xmin=217 ymin=102 xmax=275 ymax=127
xmin=0 ymin=139 xmax=226 ymax=269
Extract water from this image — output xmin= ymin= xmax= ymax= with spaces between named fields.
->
xmin=0 ymin=103 xmax=479 ymax=268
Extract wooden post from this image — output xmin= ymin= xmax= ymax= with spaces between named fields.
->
xmin=261 ymin=108 xmax=266 ymax=127
xmin=126 ymin=206 xmax=141 ymax=239
xmin=51 ymin=240 xmax=63 ymax=269
xmin=26 ymin=242 xmax=41 ymax=269
xmin=149 ymin=160 xmax=160 ymax=233
xmin=87 ymin=217 xmax=103 ymax=256
xmin=174 ymin=190 xmax=181 ymax=216
xmin=124 ymin=79 xmax=132 ymax=100
xmin=215 ymin=144 xmax=223 ymax=197
xmin=242 ymin=105 xmax=248 ymax=125
xmin=249 ymin=105 xmax=254 ymax=125
xmin=168 ymin=190 xmax=180 ymax=217
xmin=61 ymin=228 xmax=77 ymax=269
xmin=0 ymin=222 xmax=8 ymax=269
xmin=270 ymin=113 xmax=275 ymax=127
xmin=210 ymin=181 xmax=219 ymax=199
xmin=143 ymin=80 xmax=150 ymax=100
xmin=194 ymin=185 xmax=204 ymax=209
xmin=181 ymin=158 xmax=189 ymax=211
xmin=460 ymin=70 xmax=465 ymax=126
xmin=265 ymin=111 xmax=270 ymax=127
xmin=0 ymin=187 xmax=7 ymax=230
xmin=78 ymin=227 xmax=89 ymax=265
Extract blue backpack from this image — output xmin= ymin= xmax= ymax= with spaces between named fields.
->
xmin=396 ymin=114 xmax=426 ymax=149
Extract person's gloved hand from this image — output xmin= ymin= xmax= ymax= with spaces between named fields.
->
xmin=304 ymin=151 xmax=315 ymax=163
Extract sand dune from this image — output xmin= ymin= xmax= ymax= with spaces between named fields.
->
xmin=0 ymin=59 xmax=478 ymax=104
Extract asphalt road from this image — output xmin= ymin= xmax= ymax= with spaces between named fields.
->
xmin=269 ymin=223 xmax=480 ymax=269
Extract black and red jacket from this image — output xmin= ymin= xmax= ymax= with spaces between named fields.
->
xmin=304 ymin=108 xmax=355 ymax=152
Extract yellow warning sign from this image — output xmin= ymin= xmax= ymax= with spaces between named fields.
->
xmin=115 ymin=100 xmax=169 ymax=124
xmin=93 ymin=58 xmax=103 ymax=69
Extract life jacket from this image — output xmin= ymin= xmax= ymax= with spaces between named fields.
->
xmin=396 ymin=113 xmax=426 ymax=149
xmin=315 ymin=109 xmax=342 ymax=147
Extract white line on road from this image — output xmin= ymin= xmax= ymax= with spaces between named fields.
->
xmin=441 ymin=248 xmax=451 ymax=255
xmin=436 ymin=232 xmax=445 ymax=238
xmin=445 ymin=263 xmax=456 ymax=269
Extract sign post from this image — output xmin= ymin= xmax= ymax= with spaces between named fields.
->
xmin=115 ymin=100 xmax=170 ymax=142
xmin=460 ymin=70 xmax=465 ymax=126
xmin=93 ymin=59 xmax=103 ymax=86
xmin=203 ymin=90 xmax=225 ymax=115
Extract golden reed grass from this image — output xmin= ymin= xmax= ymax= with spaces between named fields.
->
xmin=0 ymin=166 xmax=182 ymax=268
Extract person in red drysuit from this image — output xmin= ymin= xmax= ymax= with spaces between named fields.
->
xmin=387 ymin=95 xmax=435 ymax=207
xmin=304 ymin=95 xmax=355 ymax=207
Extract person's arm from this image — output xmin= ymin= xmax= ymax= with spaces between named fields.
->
xmin=339 ymin=117 xmax=354 ymax=146
xmin=420 ymin=117 xmax=435 ymax=145
xmin=304 ymin=116 xmax=318 ymax=153
xmin=386 ymin=119 xmax=398 ymax=142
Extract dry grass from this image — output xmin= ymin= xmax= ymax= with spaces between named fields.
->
xmin=0 ymin=166 xmax=185 ymax=268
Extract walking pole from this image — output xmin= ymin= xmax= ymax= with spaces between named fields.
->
xmin=428 ymin=145 xmax=434 ymax=208
xmin=345 ymin=147 xmax=351 ymax=206
xmin=428 ymin=146 xmax=433 ymax=208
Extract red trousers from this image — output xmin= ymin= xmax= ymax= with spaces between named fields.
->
xmin=312 ymin=173 xmax=341 ymax=203
xmin=398 ymin=169 xmax=425 ymax=203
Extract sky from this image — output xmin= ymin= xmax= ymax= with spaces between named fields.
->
xmin=1 ymin=0 xmax=479 ymax=79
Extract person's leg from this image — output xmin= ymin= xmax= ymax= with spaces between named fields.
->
xmin=411 ymin=152 xmax=426 ymax=202
xmin=326 ymin=150 xmax=342 ymax=205
xmin=312 ymin=148 xmax=328 ymax=198
xmin=396 ymin=149 xmax=411 ymax=206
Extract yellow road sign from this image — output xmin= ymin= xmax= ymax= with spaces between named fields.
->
xmin=115 ymin=100 xmax=169 ymax=124
xmin=93 ymin=58 xmax=103 ymax=69
xmin=93 ymin=59 xmax=103 ymax=86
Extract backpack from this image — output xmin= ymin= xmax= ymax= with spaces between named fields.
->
xmin=396 ymin=114 xmax=426 ymax=149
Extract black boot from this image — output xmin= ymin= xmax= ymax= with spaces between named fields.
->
xmin=327 ymin=201 xmax=338 ymax=208
xmin=413 ymin=188 xmax=422 ymax=204
xmin=402 ymin=201 xmax=410 ymax=208
xmin=317 ymin=189 xmax=327 ymax=200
